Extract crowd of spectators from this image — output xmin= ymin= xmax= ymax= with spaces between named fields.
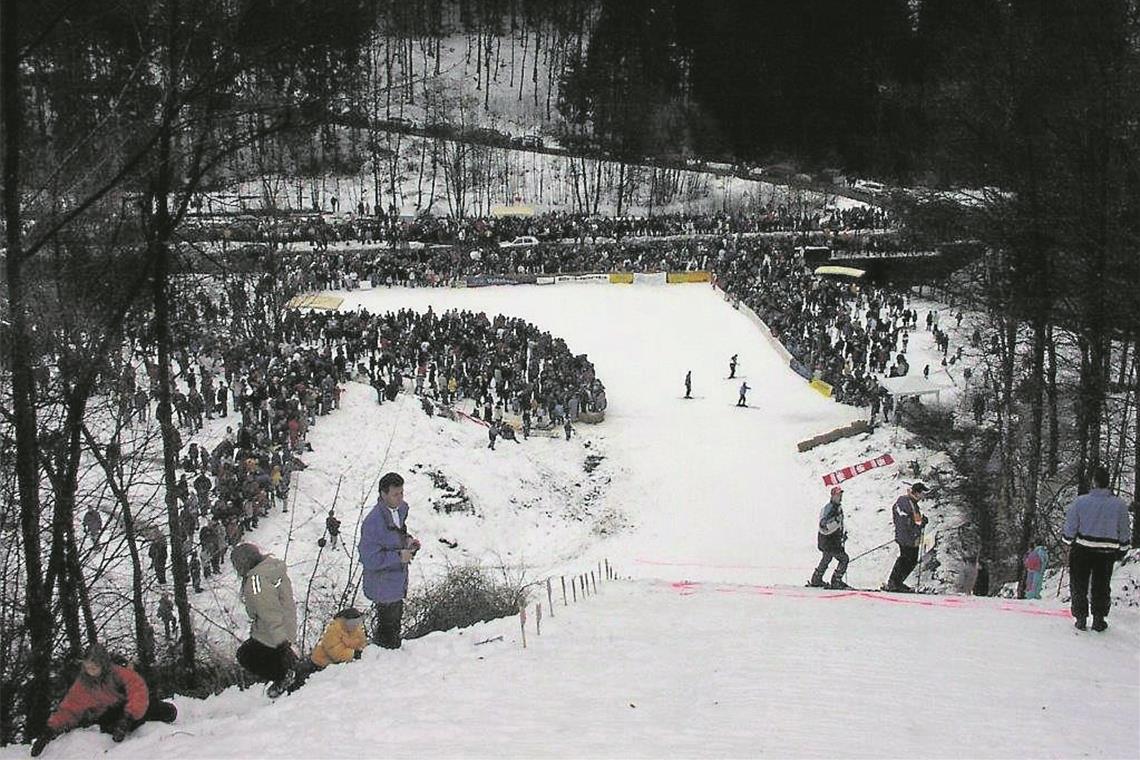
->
xmin=137 ymin=295 xmax=603 ymax=586
xmin=186 ymin=206 xmax=895 ymax=250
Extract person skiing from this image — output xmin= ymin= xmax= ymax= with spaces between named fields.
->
xmin=809 ymin=487 xmax=850 ymax=589
xmin=232 ymin=542 xmax=298 ymax=698
xmin=729 ymin=354 xmax=738 ymax=379
xmin=1061 ymin=465 xmax=1132 ymax=631
xmin=884 ymin=483 xmax=929 ymax=592
xmin=30 ymin=643 xmax=177 ymax=756
xmin=684 ymin=370 xmax=692 ymax=399
xmin=736 ymin=381 xmax=751 ymax=407
xmin=488 ymin=422 xmax=498 ymax=450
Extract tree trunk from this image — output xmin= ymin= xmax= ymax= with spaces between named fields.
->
xmin=1046 ymin=323 xmax=1059 ymax=476
xmin=81 ymin=425 xmax=156 ymax=674
xmin=1017 ymin=318 xmax=1047 ymax=597
xmin=2 ymin=0 xmax=54 ymax=734
xmin=149 ymin=45 xmax=197 ymax=675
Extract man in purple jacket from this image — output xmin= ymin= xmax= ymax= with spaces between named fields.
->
xmin=884 ymin=482 xmax=929 ymax=593
xmin=1062 ymin=465 xmax=1132 ymax=632
xmin=359 ymin=472 xmax=421 ymax=648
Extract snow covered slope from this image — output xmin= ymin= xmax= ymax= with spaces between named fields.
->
xmin=10 ymin=579 xmax=1137 ymax=759
xmin=338 ymin=282 xmax=864 ymax=586
xmin=10 ymin=281 xmax=1136 ymax=758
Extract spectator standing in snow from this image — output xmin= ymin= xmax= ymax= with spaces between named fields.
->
xmin=30 ymin=643 xmax=177 ymax=756
xmin=359 ymin=472 xmax=421 ymax=649
xmin=884 ymin=483 xmax=928 ymax=592
xmin=1061 ymin=466 xmax=1132 ymax=631
xmin=149 ymin=534 xmax=168 ymax=585
xmin=809 ymin=487 xmax=850 ymax=589
xmin=326 ymin=510 xmax=341 ymax=549
xmin=1022 ymin=543 xmax=1047 ymax=599
xmin=232 ymin=542 xmax=299 ymax=697
xmin=157 ymin=594 xmax=177 ymax=640
xmin=83 ymin=507 xmax=103 ymax=547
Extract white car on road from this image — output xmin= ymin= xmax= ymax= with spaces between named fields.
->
xmin=498 ymin=236 xmax=540 ymax=249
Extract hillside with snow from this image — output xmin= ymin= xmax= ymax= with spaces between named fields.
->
xmin=7 ymin=281 xmax=1137 ymax=758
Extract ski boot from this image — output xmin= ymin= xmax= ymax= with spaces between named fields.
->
xmin=829 ymin=577 xmax=852 ymax=590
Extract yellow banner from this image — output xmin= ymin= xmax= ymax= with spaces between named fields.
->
xmin=286 ymin=294 xmax=344 ymax=311
xmin=666 ymin=271 xmax=712 ymax=283
xmin=809 ymin=379 xmax=833 ymax=398
xmin=609 ymin=272 xmax=634 ymax=284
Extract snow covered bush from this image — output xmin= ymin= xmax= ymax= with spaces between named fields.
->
xmin=402 ymin=564 xmax=526 ymax=639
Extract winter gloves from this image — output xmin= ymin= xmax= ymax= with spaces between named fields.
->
xmin=29 ymin=731 xmax=54 ymax=757
xmin=111 ymin=715 xmax=132 ymax=743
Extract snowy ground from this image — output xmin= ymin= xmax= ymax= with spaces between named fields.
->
xmin=11 ymin=281 xmax=1138 ymax=758
xmin=10 ymin=579 xmax=1137 ymax=759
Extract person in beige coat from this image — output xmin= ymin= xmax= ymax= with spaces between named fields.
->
xmin=232 ymin=542 xmax=298 ymax=697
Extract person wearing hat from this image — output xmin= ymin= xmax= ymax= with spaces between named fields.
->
xmin=31 ymin=643 xmax=177 ymax=756
xmin=885 ymin=482 xmax=929 ymax=593
xmin=310 ymin=608 xmax=368 ymax=669
xmin=809 ymin=486 xmax=850 ymax=589
xmin=232 ymin=542 xmax=298 ymax=698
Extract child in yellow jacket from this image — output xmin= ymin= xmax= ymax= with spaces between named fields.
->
xmin=310 ymin=608 xmax=367 ymax=669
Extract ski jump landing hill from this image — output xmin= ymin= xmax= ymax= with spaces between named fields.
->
xmin=6 ymin=277 xmax=1135 ymax=759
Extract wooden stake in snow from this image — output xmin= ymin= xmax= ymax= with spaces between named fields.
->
xmin=546 ymin=578 xmax=554 ymax=618
xmin=536 ymin=603 xmax=542 ymax=636
xmin=519 ymin=603 xmax=527 ymax=649
xmin=561 ymin=576 xmax=567 ymax=606
xmin=572 ymin=576 xmax=577 ymax=603
xmin=605 ymin=558 xmax=611 ymax=580
xmin=590 ymin=571 xmax=596 ymax=594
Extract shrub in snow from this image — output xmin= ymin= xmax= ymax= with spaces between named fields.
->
xmin=403 ymin=564 xmax=525 ymax=639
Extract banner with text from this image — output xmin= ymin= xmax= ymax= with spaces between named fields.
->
xmin=822 ymin=453 xmax=895 ymax=487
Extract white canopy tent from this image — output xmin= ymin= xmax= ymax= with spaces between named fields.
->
xmin=878 ymin=374 xmax=950 ymax=402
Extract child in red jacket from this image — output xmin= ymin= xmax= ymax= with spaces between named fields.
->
xmin=31 ymin=644 xmax=176 ymax=756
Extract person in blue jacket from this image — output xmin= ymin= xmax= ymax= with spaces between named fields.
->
xmin=359 ymin=472 xmax=421 ymax=648
xmin=809 ymin=486 xmax=850 ymax=589
xmin=1062 ymin=465 xmax=1132 ymax=632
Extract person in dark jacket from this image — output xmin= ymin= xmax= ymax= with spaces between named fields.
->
xmin=232 ymin=542 xmax=298 ymax=697
xmin=358 ymin=472 xmax=421 ymax=649
xmin=809 ymin=486 xmax=850 ymax=589
xmin=1062 ymin=465 xmax=1132 ymax=631
xmin=684 ymin=370 xmax=692 ymax=399
xmin=884 ymin=483 xmax=928 ymax=592
xmin=148 ymin=534 xmax=168 ymax=585
xmin=31 ymin=643 xmax=176 ymax=756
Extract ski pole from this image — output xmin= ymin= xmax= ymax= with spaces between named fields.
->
xmin=848 ymin=538 xmax=895 ymax=563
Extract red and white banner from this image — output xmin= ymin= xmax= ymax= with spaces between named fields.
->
xmin=822 ymin=453 xmax=895 ymax=486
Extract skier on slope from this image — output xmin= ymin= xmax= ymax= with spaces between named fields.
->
xmin=729 ymin=354 xmax=738 ymax=379
xmin=736 ymin=381 xmax=751 ymax=407
xmin=684 ymin=370 xmax=692 ymax=399
xmin=809 ymin=486 xmax=850 ymax=589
